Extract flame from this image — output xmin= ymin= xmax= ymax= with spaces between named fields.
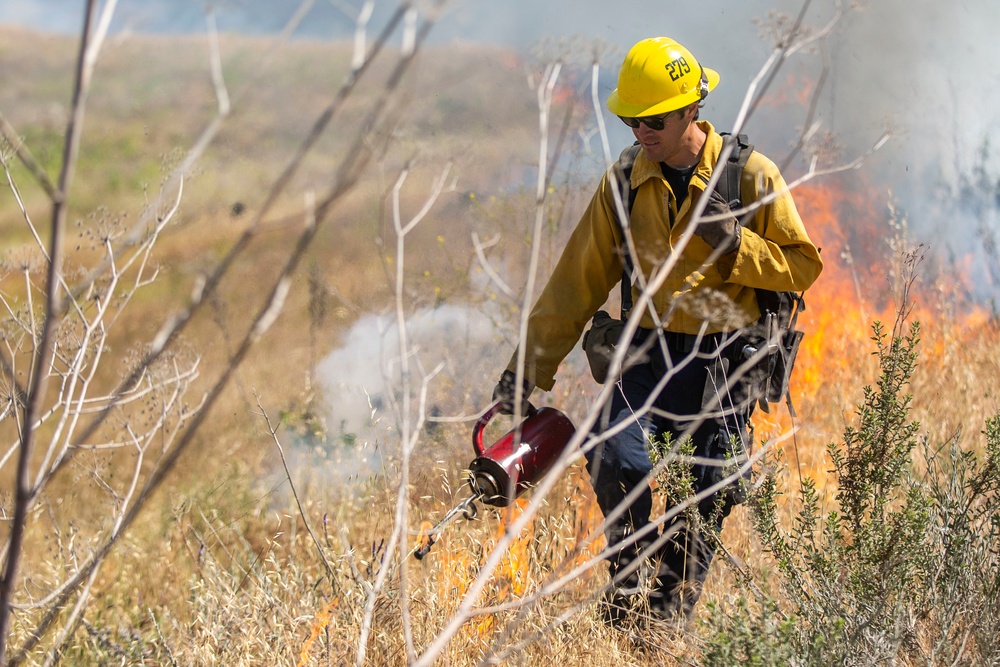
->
xmin=750 ymin=179 xmax=875 ymax=457
xmin=416 ymin=520 xmax=435 ymax=554
xmin=296 ymin=597 xmax=339 ymax=667
xmin=425 ymin=496 xmax=538 ymax=642
xmin=467 ymin=498 xmax=535 ymax=639
xmin=757 ymin=73 xmax=816 ymax=109
xmin=493 ymin=497 xmax=534 ymax=599
xmin=751 ymin=173 xmax=994 ymax=484
xmin=569 ymin=466 xmax=605 ymax=568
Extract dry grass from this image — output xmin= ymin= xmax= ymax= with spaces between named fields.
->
xmin=49 ymin=298 xmax=997 ymax=666
xmin=36 ymin=215 xmax=995 ymax=667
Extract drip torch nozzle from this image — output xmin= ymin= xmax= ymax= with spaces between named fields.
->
xmin=412 ymin=494 xmax=480 ymax=560
xmin=414 ymin=521 xmax=436 ymax=560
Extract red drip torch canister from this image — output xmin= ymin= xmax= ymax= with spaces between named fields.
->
xmin=469 ymin=401 xmax=576 ymax=507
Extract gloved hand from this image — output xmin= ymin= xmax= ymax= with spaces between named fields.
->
xmin=694 ymin=190 xmax=742 ymax=255
xmin=581 ymin=310 xmax=627 ymax=383
xmin=492 ymin=370 xmax=534 ymax=415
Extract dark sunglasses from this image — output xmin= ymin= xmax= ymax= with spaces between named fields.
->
xmin=618 ymin=112 xmax=674 ymax=131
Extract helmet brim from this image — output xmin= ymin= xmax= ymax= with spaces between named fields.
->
xmin=607 ymin=67 xmax=720 ymax=118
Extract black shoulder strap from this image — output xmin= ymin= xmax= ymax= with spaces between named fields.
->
xmin=716 ymin=132 xmax=753 ymax=210
xmin=716 ymin=133 xmax=808 ymax=327
xmin=613 ymin=136 xmax=753 ymax=319
xmin=614 ymin=142 xmax=642 ymax=318
xmin=616 ymin=142 xmax=642 ymax=215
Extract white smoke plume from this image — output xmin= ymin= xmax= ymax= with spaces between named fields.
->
xmin=316 ymin=303 xmax=506 ymax=448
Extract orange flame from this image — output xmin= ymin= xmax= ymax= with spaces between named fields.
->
xmin=569 ymin=467 xmax=605 ymax=569
xmin=424 ymin=495 xmax=539 ymax=642
xmin=296 ymin=597 xmax=339 ymax=667
xmin=758 ymin=73 xmax=816 ymax=109
xmin=493 ymin=497 xmax=533 ymax=599
xmin=416 ymin=520 xmax=435 ymax=554
xmin=752 ymin=173 xmax=993 ymax=483
xmin=470 ymin=498 xmax=535 ymax=639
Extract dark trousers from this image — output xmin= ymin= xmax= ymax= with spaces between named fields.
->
xmin=585 ymin=329 xmax=752 ymax=614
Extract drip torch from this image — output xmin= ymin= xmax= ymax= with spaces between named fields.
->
xmin=414 ymin=400 xmax=575 ymax=560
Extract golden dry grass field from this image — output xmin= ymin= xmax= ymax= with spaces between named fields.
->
xmin=1 ymin=23 xmax=999 ymax=666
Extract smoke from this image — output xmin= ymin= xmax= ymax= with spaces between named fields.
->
xmin=830 ymin=2 xmax=1000 ymax=179
xmin=8 ymin=0 xmax=997 ymax=189
xmin=821 ymin=1 xmax=1000 ymax=299
xmin=316 ymin=303 xmax=505 ymax=448
xmin=5 ymin=0 xmax=997 ymax=292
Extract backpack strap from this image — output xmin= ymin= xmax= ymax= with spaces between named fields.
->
xmin=613 ymin=136 xmax=752 ymax=318
xmin=716 ymin=133 xmax=753 ymax=210
xmin=614 ymin=142 xmax=642 ymax=318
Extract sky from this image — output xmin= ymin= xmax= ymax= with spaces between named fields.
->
xmin=3 ymin=0 xmax=1000 ymax=284
xmin=0 ymin=0 xmax=784 ymax=45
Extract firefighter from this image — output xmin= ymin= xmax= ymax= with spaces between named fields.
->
xmin=492 ymin=37 xmax=823 ymax=628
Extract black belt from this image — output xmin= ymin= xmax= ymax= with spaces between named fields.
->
xmin=637 ymin=328 xmax=728 ymax=355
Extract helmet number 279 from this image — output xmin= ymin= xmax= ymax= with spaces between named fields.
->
xmin=665 ymin=56 xmax=692 ymax=82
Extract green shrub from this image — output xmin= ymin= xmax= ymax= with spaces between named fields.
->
xmin=702 ymin=316 xmax=1000 ymax=665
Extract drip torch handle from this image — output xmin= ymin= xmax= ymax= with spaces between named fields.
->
xmin=472 ymin=401 xmax=537 ymax=456
xmin=473 ymin=402 xmax=504 ymax=455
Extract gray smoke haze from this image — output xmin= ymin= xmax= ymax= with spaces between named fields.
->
xmin=4 ymin=0 xmax=998 ymax=287
xmin=4 ymin=0 xmax=997 ymax=164
xmin=316 ymin=303 xmax=504 ymax=443
xmin=830 ymin=1 xmax=1000 ymax=296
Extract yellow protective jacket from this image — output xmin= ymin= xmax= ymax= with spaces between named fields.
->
xmin=508 ymin=121 xmax=823 ymax=391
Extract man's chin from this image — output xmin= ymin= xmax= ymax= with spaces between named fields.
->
xmin=639 ymin=145 xmax=663 ymax=162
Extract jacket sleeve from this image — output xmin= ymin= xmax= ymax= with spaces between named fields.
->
xmin=718 ymin=152 xmax=824 ymax=293
xmin=505 ymin=171 xmax=625 ymax=391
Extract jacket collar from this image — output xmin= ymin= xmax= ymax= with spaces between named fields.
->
xmin=628 ymin=120 xmax=723 ymax=191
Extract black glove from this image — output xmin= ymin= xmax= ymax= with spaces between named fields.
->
xmin=581 ymin=310 xmax=626 ymax=383
xmin=492 ymin=370 xmax=534 ymax=415
xmin=695 ymin=189 xmax=742 ymax=255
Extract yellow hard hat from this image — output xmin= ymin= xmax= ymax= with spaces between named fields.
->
xmin=607 ymin=37 xmax=720 ymax=118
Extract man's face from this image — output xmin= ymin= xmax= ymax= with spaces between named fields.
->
xmin=625 ymin=107 xmax=691 ymax=164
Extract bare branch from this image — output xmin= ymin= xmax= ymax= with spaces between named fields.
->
xmin=0 ymin=0 xmax=111 ymax=654
xmin=205 ymin=10 xmax=230 ymax=116
xmin=471 ymin=232 xmax=516 ymax=300
xmin=356 ymin=159 xmax=452 ymax=666
xmin=0 ymin=114 xmax=58 ymax=199
xmin=257 ymin=396 xmax=336 ymax=579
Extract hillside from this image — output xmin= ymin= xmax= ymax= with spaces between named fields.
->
xmin=0 ymin=23 xmax=559 ymax=403
xmin=0 ymin=23 xmax=604 ymax=665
